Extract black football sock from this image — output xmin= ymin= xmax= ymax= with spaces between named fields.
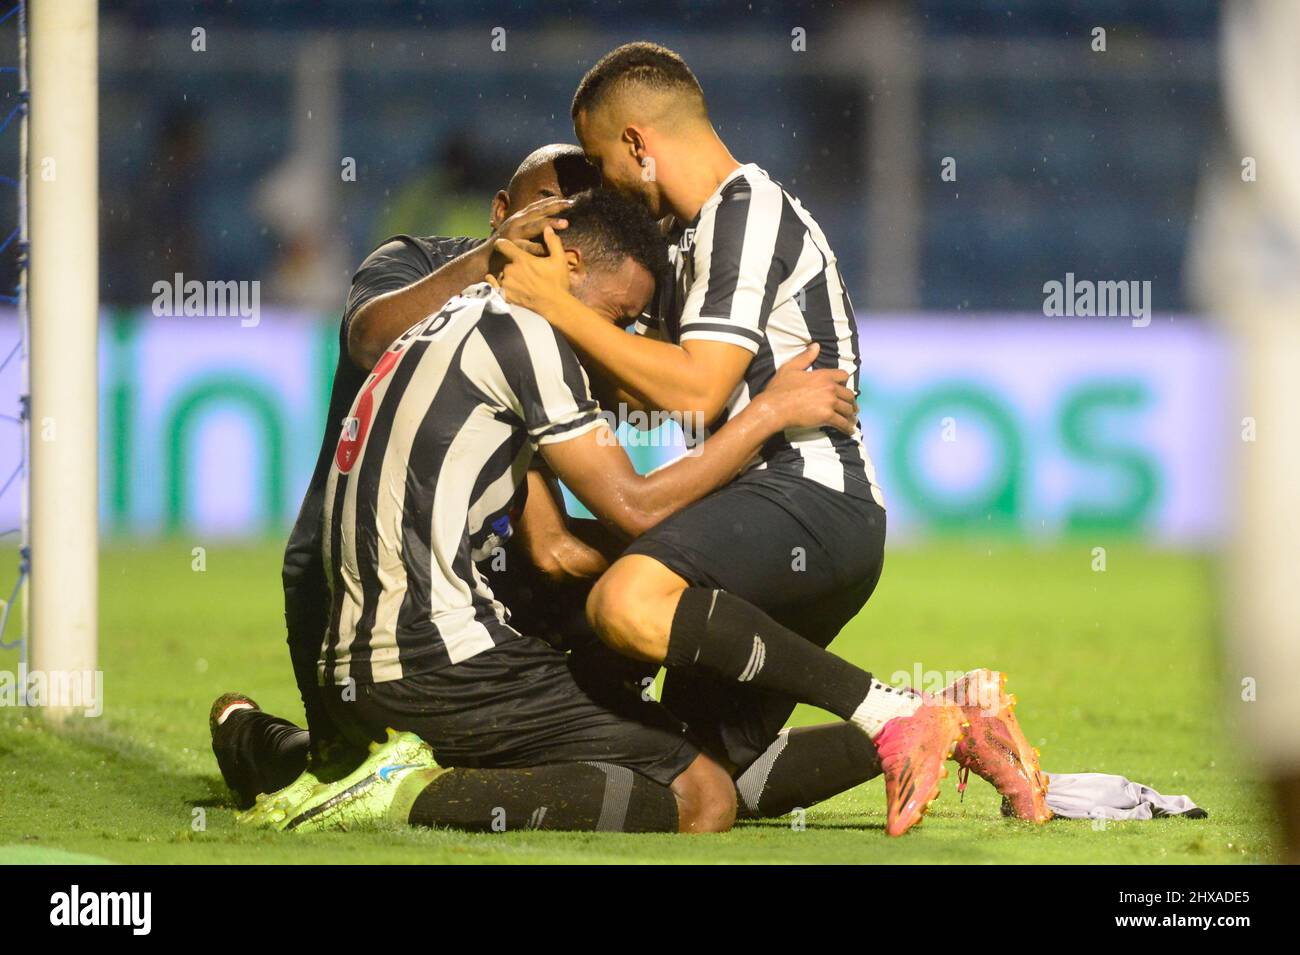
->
xmin=404 ymin=762 xmax=679 ymax=833
xmin=211 ymin=709 xmax=311 ymax=809
xmin=735 ymin=722 xmax=882 ymax=818
xmin=664 ymin=588 xmax=875 ymax=721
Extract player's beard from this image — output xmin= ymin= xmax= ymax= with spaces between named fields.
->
xmin=637 ymin=180 xmax=666 ymax=220
xmin=609 ymin=173 xmax=662 ymax=220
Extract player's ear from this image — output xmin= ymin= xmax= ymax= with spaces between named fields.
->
xmin=622 ymin=126 xmax=646 ymax=163
xmin=489 ymin=190 xmax=510 ymax=230
xmin=563 ymin=245 xmax=583 ymax=275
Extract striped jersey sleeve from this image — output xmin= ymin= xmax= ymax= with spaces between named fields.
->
xmin=678 ymin=175 xmax=787 ymax=355
xmin=473 ymin=305 xmax=604 ymax=448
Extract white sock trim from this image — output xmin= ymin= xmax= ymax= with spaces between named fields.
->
xmin=850 ymin=679 xmax=922 ymax=739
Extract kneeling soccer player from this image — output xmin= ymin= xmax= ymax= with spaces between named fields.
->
xmin=228 ymin=188 xmax=868 ymax=834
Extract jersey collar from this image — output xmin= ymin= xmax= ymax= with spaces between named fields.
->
xmin=685 ymin=162 xmax=761 ymax=230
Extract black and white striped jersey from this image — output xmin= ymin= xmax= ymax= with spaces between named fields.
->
xmin=638 ymin=163 xmax=883 ymax=505
xmin=318 ymin=283 xmax=604 ymax=685
xmin=283 ymin=235 xmax=479 ymax=603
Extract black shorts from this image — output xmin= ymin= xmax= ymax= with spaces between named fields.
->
xmin=623 ymin=470 xmax=887 ymax=771
xmin=322 ymin=636 xmax=698 ymax=788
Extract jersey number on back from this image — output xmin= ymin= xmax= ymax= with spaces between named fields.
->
xmin=335 ymin=347 xmax=400 ymax=474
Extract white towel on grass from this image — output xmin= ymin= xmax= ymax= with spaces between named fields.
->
xmin=1039 ymin=772 xmax=1206 ymax=821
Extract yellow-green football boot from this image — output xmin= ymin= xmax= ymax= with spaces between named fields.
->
xmin=236 ymin=769 xmax=323 ymax=829
xmin=274 ymin=729 xmax=445 ymax=833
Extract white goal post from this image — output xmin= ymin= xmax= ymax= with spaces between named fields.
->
xmin=27 ymin=0 xmax=99 ymax=717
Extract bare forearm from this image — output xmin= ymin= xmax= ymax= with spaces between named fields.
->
xmin=516 ymin=470 xmax=608 ymax=582
xmin=347 ymin=241 xmax=492 ymax=369
xmin=542 ymin=341 xmax=849 ymax=543
xmin=545 ymin=535 xmax=609 ymax=581
xmin=520 ymin=526 xmax=607 ymax=582
xmin=618 ymin=396 xmax=779 ymax=534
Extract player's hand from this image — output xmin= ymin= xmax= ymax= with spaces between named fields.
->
xmin=496 ymin=226 xmax=570 ymax=313
xmin=492 ymin=196 xmax=573 ymax=255
xmin=760 ymin=343 xmax=859 ymax=435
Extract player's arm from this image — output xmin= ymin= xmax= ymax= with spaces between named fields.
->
xmin=348 ymin=197 xmax=574 ymax=370
xmin=347 ymin=247 xmax=491 ymax=371
xmin=541 ymin=344 xmax=854 ymax=539
xmin=582 ymin=353 xmax=655 ymax=418
xmin=514 ymin=470 xmax=610 ymax=583
xmin=497 ymin=229 xmax=752 ymax=423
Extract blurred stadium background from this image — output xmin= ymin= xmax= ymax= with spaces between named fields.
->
xmin=0 ymin=0 xmax=1226 ymax=544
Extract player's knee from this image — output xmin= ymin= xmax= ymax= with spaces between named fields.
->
xmin=586 ymin=559 xmax=673 ymax=663
xmin=585 ymin=570 xmax=629 ymax=647
xmin=672 ymin=755 xmax=737 ymax=834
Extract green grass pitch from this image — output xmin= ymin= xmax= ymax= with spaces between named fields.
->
xmin=0 ymin=540 xmax=1278 ymax=864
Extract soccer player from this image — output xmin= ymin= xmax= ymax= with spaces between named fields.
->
xmin=496 ymin=42 xmax=1050 ymax=831
xmin=260 ymin=188 xmax=861 ymax=834
xmin=212 ymin=144 xmax=603 ymax=804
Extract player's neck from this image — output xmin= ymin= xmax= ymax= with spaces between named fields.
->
xmin=667 ymin=133 xmax=741 ymax=223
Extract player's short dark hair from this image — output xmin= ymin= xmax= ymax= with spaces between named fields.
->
xmin=561 ymin=188 xmax=669 ymax=285
xmin=571 ymin=42 xmax=706 ymax=121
